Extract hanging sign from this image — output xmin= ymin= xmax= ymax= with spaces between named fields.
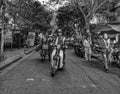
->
xmin=4 ymin=30 xmax=12 ymax=44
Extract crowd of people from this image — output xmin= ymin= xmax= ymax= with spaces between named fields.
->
xmin=37 ymin=29 xmax=66 ymax=64
xmin=36 ymin=28 xmax=120 ymax=73
xmin=81 ymin=33 xmax=119 ymax=73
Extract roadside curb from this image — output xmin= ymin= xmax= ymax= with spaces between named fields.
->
xmin=24 ymin=45 xmax=39 ymax=55
xmin=0 ymin=55 xmax=22 ymax=70
xmin=0 ymin=45 xmax=39 ymax=70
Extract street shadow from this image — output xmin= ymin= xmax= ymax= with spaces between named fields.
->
xmin=31 ymin=57 xmax=52 ymax=75
xmin=69 ymin=50 xmax=120 ymax=78
xmin=87 ymin=59 xmax=105 ymax=71
xmin=86 ymin=59 xmax=120 ymax=78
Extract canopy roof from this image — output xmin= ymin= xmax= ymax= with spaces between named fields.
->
xmin=91 ymin=22 xmax=120 ymax=35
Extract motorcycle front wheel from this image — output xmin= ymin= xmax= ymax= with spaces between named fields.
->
xmin=51 ymin=67 xmax=56 ymax=77
xmin=117 ymin=60 xmax=120 ymax=68
xmin=51 ymin=59 xmax=58 ymax=77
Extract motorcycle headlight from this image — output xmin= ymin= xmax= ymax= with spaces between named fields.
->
xmin=118 ymin=53 xmax=120 ymax=59
xmin=57 ymin=45 xmax=61 ymax=49
xmin=118 ymin=55 xmax=120 ymax=59
xmin=50 ymin=43 xmax=53 ymax=46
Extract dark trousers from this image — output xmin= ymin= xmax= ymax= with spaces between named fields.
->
xmin=63 ymin=48 xmax=66 ymax=62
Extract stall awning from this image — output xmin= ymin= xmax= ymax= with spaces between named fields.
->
xmin=91 ymin=24 xmax=120 ymax=35
xmin=108 ymin=24 xmax=120 ymax=31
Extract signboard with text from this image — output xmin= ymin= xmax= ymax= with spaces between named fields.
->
xmin=4 ymin=30 xmax=12 ymax=44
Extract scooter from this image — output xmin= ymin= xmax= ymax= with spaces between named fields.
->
xmin=74 ymin=41 xmax=84 ymax=57
xmin=111 ymin=48 xmax=120 ymax=67
xmin=117 ymin=52 xmax=120 ymax=67
xmin=92 ymin=44 xmax=102 ymax=54
xmin=51 ymin=44 xmax=65 ymax=77
xmin=40 ymin=44 xmax=49 ymax=62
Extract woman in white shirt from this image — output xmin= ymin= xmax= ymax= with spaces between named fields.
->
xmin=83 ymin=37 xmax=91 ymax=61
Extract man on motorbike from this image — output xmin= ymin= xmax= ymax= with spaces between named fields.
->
xmin=53 ymin=29 xmax=66 ymax=64
xmin=40 ymin=33 xmax=49 ymax=61
xmin=48 ymin=35 xmax=54 ymax=58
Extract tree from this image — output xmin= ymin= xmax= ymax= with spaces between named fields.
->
xmin=7 ymin=0 xmax=52 ymax=33
xmin=57 ymin=5 xmax=85 ymax=36
xmin=0 ymin=0 xmax=5 ymax=61
xmin=67 ymin=0 xmax=117 ymax=43
xmin=0 ymin=0 xmax=3 ymax=8
xmin=70 ymin=0 xmax=120 ymax=30
xmin=0 ymin=0 xmax=52 ymax=60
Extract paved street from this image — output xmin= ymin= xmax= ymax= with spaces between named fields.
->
xmin=0 ymin=50 xmax=120 ymax=94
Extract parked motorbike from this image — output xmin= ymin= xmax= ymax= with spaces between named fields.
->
xmin=51 ymin=44 xmax=65 ymax=77
xmin=74 ymin=41 xmax=84 ymax=57
xmin=92 ymin=44 xmax=102 ymax=54
xmin=111 ymin=48 xmax=120 ymax=67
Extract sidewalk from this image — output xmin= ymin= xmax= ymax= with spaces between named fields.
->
xmin=4 ymin=48 xmax=25 ymax=58
xmin=0 ymin=45 xmax=39 ymax=70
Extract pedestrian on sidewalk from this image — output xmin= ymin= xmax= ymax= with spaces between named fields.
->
xmin=100 ymin=33 xmax=110 ymax=73
xmin=83 ymin=36 xmax=91 ymax=61
xmin=108 ymin=39 xmax=114 ymax=63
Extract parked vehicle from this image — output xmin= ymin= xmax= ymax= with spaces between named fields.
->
xmin=74 ymin=40 xmax=84 ymax=57
xmin=111 ymin=47 xmax=120 ymax=67
xmin=91 ymin=44 xmax=102 ymax=54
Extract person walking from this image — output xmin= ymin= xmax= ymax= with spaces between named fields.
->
xmin=108 ymin=40 xmax=114 ymax=63
xmin=83 ymin=36 xmax=91 ymax=61
xmin=100 ymin=33 xmax=110 ymax=73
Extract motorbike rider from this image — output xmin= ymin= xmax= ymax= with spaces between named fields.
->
xmin=40 ymin=33 xmax=49 ymax=57
xmin=53 ymin=29 xmax=66 ymax=64
xmin=48 ymin=35 xmax=54 ymax=58
xmin=41 ymin=33 xmax=48 ymax=47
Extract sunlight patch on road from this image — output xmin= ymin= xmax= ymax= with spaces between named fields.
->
xmin=91 ymin=84 xmax=97 ymax=88
xmin=82 ymin=85 xmax=87 ymax=88
xmin=26 ymin=78 xmax=34 ymax=81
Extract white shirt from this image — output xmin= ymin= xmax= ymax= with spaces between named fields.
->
xmin=83 ymin=39 xmax=90 ymax=48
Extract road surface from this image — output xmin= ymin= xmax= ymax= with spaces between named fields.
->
xmin=0 ymin=50 xmax=120 ymax=94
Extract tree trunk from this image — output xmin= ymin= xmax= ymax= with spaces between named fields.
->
xmin=50 ymin=12 xmax=58 ymax=34
xmin=0 ymin=5 xmax=5 ymax=61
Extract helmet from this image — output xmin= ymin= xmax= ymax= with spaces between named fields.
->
xmin=57 ymin=29 xmax=62 ymax=35
xmin=58 ymin=29 xmax=62 ymax=32
xmin=113 ymin=40 xmax=116 ymax=44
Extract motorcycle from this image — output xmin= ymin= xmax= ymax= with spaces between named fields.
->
xmin=51 ymin=44 xmax=65 ymax=77
xmin=40 ymin=44 xmax=50 ymax=62
xmin=116 ymin=51 xmax=120 ymax=67
xmin=111 ymin=48 xmax=120 ymax=67
xmin=74 ymin=41 xmax=84 ymax=57
xmin=92 ymin=44 xmax=102 ymax=54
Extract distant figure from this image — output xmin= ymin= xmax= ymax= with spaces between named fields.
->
xmin=100 ymin=33 xmax=110 ymax=73
xmin=83 ymin=36 xmax=91 ymax=61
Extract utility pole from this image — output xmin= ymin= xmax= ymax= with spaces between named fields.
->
xmin=0 ymin=0 xmax=5 ymax=61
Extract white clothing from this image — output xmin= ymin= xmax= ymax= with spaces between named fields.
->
xmin=83 ymin=39 xmax=90 ymax=48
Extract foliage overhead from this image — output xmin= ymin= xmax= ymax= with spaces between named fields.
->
xmin=57 ymin=5 xmax=85 ymax=36
xmin=67 ymin=0 xmax=120 ymax=31
xmin=6 ymin=0 xmax=52 ymax=32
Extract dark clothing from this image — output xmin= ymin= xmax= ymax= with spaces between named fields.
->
xmin=54 ymin=36 xmax=66 ymax=62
